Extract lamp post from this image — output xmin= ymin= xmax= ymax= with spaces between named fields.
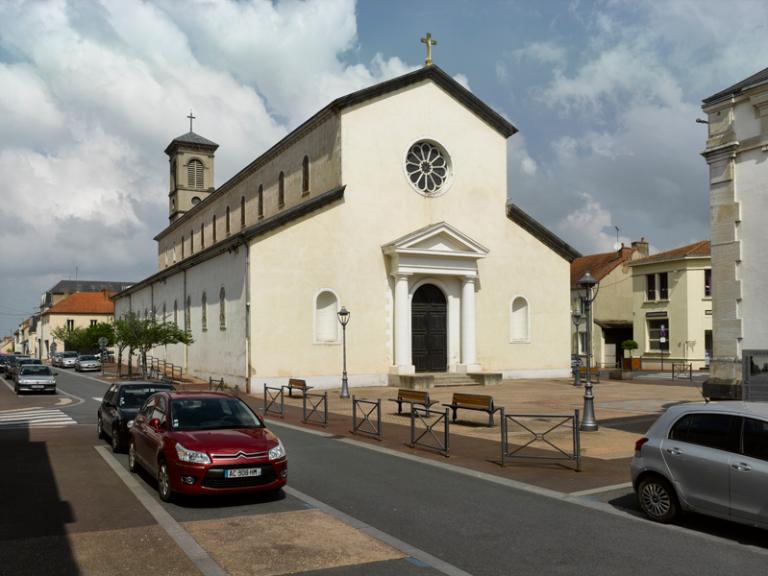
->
xmin=337 ymin=306 xmax=350 ymax=399
xmin=578 ymin=272 xmax=599 ymax=432
xmin=571 ymin=310 xmax=582 ymax=387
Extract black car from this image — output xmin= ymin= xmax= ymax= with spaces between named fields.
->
xmin=97 ymin=381 xmax=175 ymax=452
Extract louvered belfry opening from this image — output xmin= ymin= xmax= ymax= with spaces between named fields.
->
xmin=187 ymin=159 xmax=204 ymax=188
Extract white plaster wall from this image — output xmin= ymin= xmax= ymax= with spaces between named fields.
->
xmin=247 ymin=79 xmax=571 ymax=387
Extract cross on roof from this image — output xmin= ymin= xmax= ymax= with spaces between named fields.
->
xmin=420 ymin=32 xmax=437 ymax=66
xmin=187 ymin=111 xmax=196 ymax=132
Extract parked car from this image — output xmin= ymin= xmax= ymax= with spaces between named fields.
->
xmin=128 ymin=392 xmax=287 ymax=502
xmin=15 ymin=365 xmax=57 ymax=394
xmin=631 ymin=401 xmax=768 ymax=529
xmin=0 ymin=353 xmax=14 ymax=373
xmin=59 ymin=351 xmax=79 ymax=369
xmin=8 ymin=357 xmax=39 ymax=381
xmin=51 ymin=352 xmax=64 ymax=367
xmin=75 ymin=354 xmax=101 ymax=372
xmin=98 ymin=381 xmax=175 ymax=453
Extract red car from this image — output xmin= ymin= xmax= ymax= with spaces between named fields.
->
xmin=128 ymin=391 xmax=287 ymax=502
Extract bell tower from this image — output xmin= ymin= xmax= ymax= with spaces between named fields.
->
xmin=164 ymin=112 xmax=219 ymax=222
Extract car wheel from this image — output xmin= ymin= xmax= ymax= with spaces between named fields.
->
xmin=128 ymin=440 xmax=138 ymax=473
xmin=157 ymin=461 xmax=173 ymax=502
xmin=638 ymin=476 xmax=679 ymax=523
xmin=97 ymin=416 xmax=104 ymax=440
xmin=111 ymin=426 xmax=122 ymax=453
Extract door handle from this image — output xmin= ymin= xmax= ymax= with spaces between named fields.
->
xmin=665 ymin=447 xmax=682 ymax=455
xmin=731 ymin=462 xmax=752 ymax=472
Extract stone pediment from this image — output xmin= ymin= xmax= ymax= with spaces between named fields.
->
xmin=382 ymin=222 xmax=488 ymax=277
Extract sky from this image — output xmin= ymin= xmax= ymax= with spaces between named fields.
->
xmin=1 ymin=0 xmax=768 ymax=337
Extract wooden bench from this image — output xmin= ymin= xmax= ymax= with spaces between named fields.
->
xmin=283 ymin=378 xmax=313 ymax=398
xmin=388 ymin=389 xmax=438 ymax=414
xmin=443 ymin=393 xmax=498 ymax=427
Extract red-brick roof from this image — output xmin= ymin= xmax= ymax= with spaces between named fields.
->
xmin=43 ymin=291 xmax=115 ymax=316
xmin=630 ymin=240 xmax=710 ymax=266
xmin=571 ymin=247 xmax=636 ymax=288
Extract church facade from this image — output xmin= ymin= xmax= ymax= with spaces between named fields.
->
xmin=113 ymin=66 xmax=579 ymax=392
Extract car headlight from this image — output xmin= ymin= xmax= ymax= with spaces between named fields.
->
xmin=268 ymin=440 xmax=286 ymax=461
xmin=175 ymin=442 xmax=211 ymax=464
xmin=126 ymin=419 xmax=134 ymax=429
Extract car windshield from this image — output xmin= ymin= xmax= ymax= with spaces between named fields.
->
xmin=62 ymin=352 xmax=78 ymax=358
xmin=19 ymin=359 xmax=41 ymax=365
xmin=119 ymin=386 xmax=173 ymax=409
xmin=20 ymin=366 xmax=52 ymax=376
xmin=171 ymin=397 xmax=263 ymax=431
xmin=79 ymin=355 xmax=98 ymax=361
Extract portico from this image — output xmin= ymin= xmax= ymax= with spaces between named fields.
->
xmin=383 ymin=222 xmax=487 ymax=375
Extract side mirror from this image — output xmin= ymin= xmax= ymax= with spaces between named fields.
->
xmin=149 ymin=418 xmax=162 ymax=432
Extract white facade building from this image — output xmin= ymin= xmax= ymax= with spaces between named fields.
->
xmin=114 ymin=65 xmax=580 ymax=393
xmin=702 ymin=66 xmax=768 ymax=399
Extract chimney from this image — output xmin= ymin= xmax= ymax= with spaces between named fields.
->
xmin=631 ymin=237 xmax=649 ymax=257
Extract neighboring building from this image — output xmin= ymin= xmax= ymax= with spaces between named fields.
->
xmin=571 ymin=240 xmax=649 ymax=369
xmin=19 ymin=315 xmax=40 ymax=357
xmin=628 ymin=241 xmax=712 ymax=370
xmin=39 ymin=291 xmax=116 ymax=356
xmin=701 ymin=66 xmax=768 ymax=399
xmin=114 ymin=64 xmax=580 ymax=392
xmin=0 ymin=337 xmax=13 ymax=353
xmin=41 ymin=280 xmax=133 ymax=310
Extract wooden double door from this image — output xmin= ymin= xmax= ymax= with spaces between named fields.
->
xmin=412 ymin=284 xmax=447 ymax=372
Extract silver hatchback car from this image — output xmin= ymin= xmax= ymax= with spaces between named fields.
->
xmin=631 ymin=401 xmax=768 ymax=528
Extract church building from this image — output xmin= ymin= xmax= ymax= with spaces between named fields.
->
xmin=113 ymin=62 xmax=579 ymax=393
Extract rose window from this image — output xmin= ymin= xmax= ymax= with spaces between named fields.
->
xmin=405 ymin=141 xmax=450 ymax=195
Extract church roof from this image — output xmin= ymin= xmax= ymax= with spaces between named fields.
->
xmin=505 ymin=203 xmax=581 ymax=262
xmin=47 ymin=280 xmax=135 ymax=294
xmin=164 ymin=131 xmax=219 ymax=155
xmin=628 ymin=240 xmax=710 ymax=267
xmin=703 ymin=66 xmax=768 ymax=105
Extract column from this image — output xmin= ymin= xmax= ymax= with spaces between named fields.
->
xmin=461 ymin=277 xmax=477 ymax=368
xmin=394 ymin=274 xmax=410 ymax=369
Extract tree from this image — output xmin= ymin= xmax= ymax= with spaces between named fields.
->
xmin=51 ymin=325 xmax=87 ymax=352
xmin=113 ymin=313 xmax=192 ymax=377
xmin=622 ymin=339 xmax=639 ymax=370
xmin=113 ymin=313 xmax=142 ymax=376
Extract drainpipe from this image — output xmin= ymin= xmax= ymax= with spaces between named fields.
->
xmin=242 ymin=234 xmax=252 ymax=394
xmin=183 ymin=269 xmax=188 ymax=372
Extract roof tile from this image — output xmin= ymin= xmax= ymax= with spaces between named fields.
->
xmin=43 ymin=291 xmax=116 ymax=316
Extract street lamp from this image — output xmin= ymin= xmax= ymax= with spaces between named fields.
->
xmin=337 ymin=306 xmax=351 ymax=399
xmin=571 ymin=310 xmax=582 ymax=387
xmin=578 ymin=272 xmax=599 ymax=432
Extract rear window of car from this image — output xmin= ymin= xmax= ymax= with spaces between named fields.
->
xmin=119 ymin=386 xmax=174 ymax=409
xmin=20 ymin=366 xmax=52 ymax=375
xmin=79 ymin=355 xmax=98 ymax=361
xmin=62 ymin=352 xmax=78 ymax=358
xmin=669 ymin=412 xmax=741 ymax=452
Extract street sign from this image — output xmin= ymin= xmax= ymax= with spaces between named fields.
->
xmin=98 ymin=337 xmax=109 ymax=348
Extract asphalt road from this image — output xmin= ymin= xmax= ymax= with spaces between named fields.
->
xmin=4 ymin=369 xmax=768 ymax=576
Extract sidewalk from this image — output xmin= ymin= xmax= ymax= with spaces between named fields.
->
xmin=242 ymin=377 xmax=703 ymax=494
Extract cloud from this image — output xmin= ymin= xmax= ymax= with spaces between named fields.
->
xmin=513 ymin=41 xmax=567 ymax=68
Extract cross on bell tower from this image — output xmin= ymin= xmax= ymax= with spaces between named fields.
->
xmin=187 ymin=110 xmax=196 ymax=132
xmin=420 ymin=32 xmax=437 ymax=66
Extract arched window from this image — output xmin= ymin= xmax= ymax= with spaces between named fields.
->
xmin=219 ymin=287 xmax=226 ymax=330
xmin=258 ymin=185 xmax=264 ymax=218
xmin=241 ymin=195 xmax=246 ymax=228
xmin=510 ymin=297 xmax=530 ymax=342
xmin=314 ymin=290 xmax=339 ymax=343
xmin=190 ymin=229 xmax=194 ymax=254
xmin=200 ymin=222 xmax=205 ymax=249
xmin=187 ymin=159 xmax=204 ymax=188
xmin=185 ymin=296 xmax=191 ymax=331
xmin=278 ymin=171 xmax=285 ymax=208
xmin=181 ymin=235 xmax=185 ymax=259
xmin=173 ymin=300 xmax=178 ymax=324
xmin=302 ymin=155 xmax=310 ymax=195
xmin=226 ymin=206 xmax=231 ymax=235
xmin=162 ymin=302 xmax=167 ymax=322
xmin=201 ymin=292 xmax=207 ymax=331
xmin=212 ymin=214 xmax=217 ymax=243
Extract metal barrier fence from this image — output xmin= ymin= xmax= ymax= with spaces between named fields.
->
xmin=209 ymin=377 xmax=225 ymax=391
xmin=500 ymin=408 xmax=581 ymax=471
xmin=351 ymin=397 xmax=382 ymax=439
xmin=263 ymin=384 xmax=284 ymax=418
xmin=672 ymin=363 xmax=692 ymax=381
xmin=409 ymin=406 xmax=450 ymax=457
xmin=303 ymin=391 xmax=328 ymax=427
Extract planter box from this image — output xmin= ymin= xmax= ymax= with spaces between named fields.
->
xmin=622 ymin=358 xmax=641 ymax=370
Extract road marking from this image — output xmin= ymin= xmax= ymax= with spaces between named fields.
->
xmin=569 ymin=482 xmax=633 ymax=497
xmin=54 ymin=385 xmax=85 ymax=408
xmin=265 ymin=418 xmax=334 ymax=438
xmin=0 ymin=376 xmax=14 ymax=392
xmin=92 ymin=396 xmax=104 ymax=402
xmin=95 ymin=446 xmax=228 ymax=576
xmin=56 ymin=397 xmax=73 ymax=406
xmin=0 ymin=407 xmax=77 ymax=429
xmin=285 ymin=485 xmax=475 ymax=576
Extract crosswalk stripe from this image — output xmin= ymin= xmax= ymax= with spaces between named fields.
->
xmin=0 ymin=407 xmax=77 ymax=428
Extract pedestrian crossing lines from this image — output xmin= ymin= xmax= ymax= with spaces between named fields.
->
xmin=0 ymin=406 xmax=77 ymax=429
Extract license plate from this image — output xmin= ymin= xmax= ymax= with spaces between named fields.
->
xmin=225 ymin=467 xmax=261 ymax=478
xmin=32 ymin=385 xmax=44 ymax=389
